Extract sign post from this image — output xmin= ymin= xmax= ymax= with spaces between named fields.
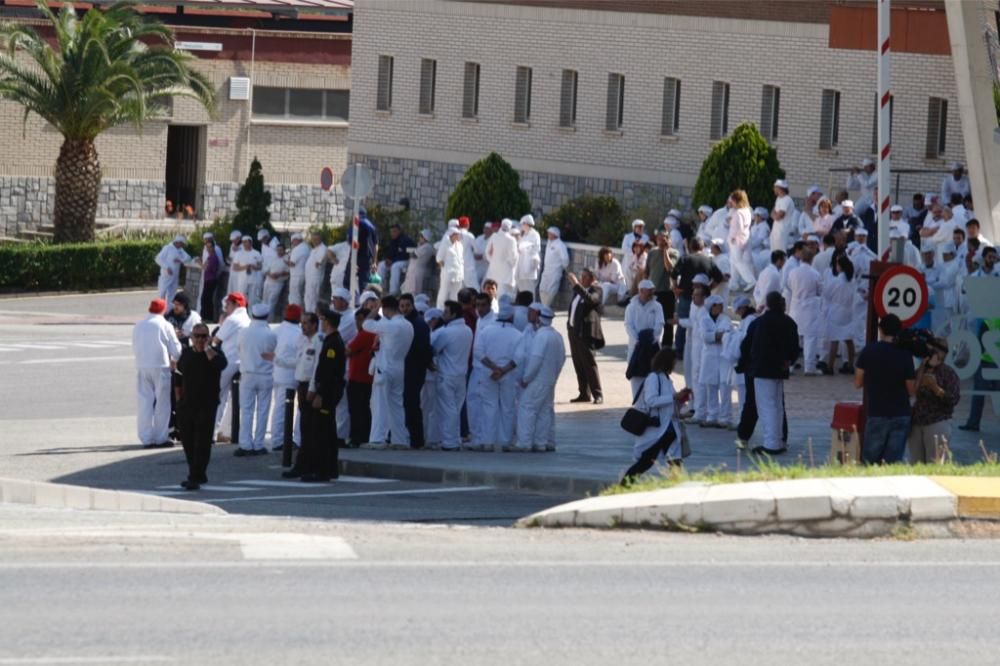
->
xmin=339 ymin=164 xmax=375 ymax=303
xmin=876 ymin=0 xmax=891 ymax=256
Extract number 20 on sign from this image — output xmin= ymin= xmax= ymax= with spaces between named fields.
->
xmin=873 ymin=265 xmax=929 ymax=328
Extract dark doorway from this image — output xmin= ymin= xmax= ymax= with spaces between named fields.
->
xmin=164 ymin=125 xmax=203 ymax=218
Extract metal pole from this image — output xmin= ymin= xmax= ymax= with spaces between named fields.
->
xmin=246 ymin=29 xmax=256 ymax=176
xmin=348 ymin=165 xmax=361 ymax=304
xmin=230 ymin=372 xmax=241 ymax=445
xmin=282 ymin=387 xmax=295 ymax=468
xmin=876 ymin=0 xmax=892 ymax=256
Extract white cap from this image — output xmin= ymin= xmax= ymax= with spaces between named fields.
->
xmin=414 ymin=293 xmax=430 ymax=303
xmin=424 ymin=308 xmax=443 ymax=322
xmin=921 ymin=240 xmax=936 ymax=253
xmin=692 ymin=273 xmax=711 ymax=286
xmin=250 ymin=303 xmax=270 ymax=318
xmin=500 ymin=218 xmax=513 ymax=231
xmin=705 ymin=295 xmax=725 ymax=307
xmin=331 ymin=287 xmax=351 ymax=302
xmin=415 ymin=300 xmax=429 ymax=314
xmin=498 ymin=303 xmax=514 ymax=320
xmin=520 ymin=214 xmax=535 ymax=227
xmin=202 ymin=232 xmax=213 ymax=240
xmin=951 ymin=161 xmax=964 ymax=171
xmin=862 ymin=158 xmax=875 ymax=167
xmin=291 ymin=232 xmax=303 ymax=241
xmin=632 ymin=219 xmax=645 ymax=228
xmin=754 ymin=206 xmax=769 ymax=219
xmin=173 ymin=234 xmax=187 ymax=243
xmin=890 ymin=205 xmax=904 ymax=213
xmin=447 ymin=218 xmax=459 ymax=229
xmin=941 ymin=242 xmax=957 ymax=255
xmin=854 ymin=226 xmax=869 ymax=236
xmin=528 ymin=302 xmax=544 ymax=313
xmin=229 ymin=230 xmax=242 ymax=241
xmin=539 ymin=306 xmax=555 ymax=320
xmin=842 ymin=200 xmax=855 ymax=209
xmin=241 ymin=234 xmax=253 ymax=242
xmin=359 ymin=291 xmax=379 ymax=305
xmin=698 ymin=205 xmax=713 ymax=216
xmin=807 ymin=186 xmax=823 ymax=197
xmin=663 ymin=216 xmax=677 ymax=228
xmin=420 ymin=229 xmax=433 ymax=242
xmin=638 ymin=279 xmax=655 ymax=290
xmin=667 ymin=209 xmax=682 ymax=219
xmin=806 ymin=234 xmax=820 ymax=243
xmin=547 ymin=227 xmax=561 ymax=238
xmin=774 ymin=179 xmax=789 ymax=190
xmin=733 ymin=296 xmax=751 ymax=310
xmin=711 ymin=238 xmax=725 ymax=248
xmin=257 ymin=229 xmax=269 ymax=240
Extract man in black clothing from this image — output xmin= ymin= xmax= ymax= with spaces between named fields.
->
xmin=302 ymin=308 xmax=346 ymax=482
xmin=381 ymin=224 xmax=416 ymax=295
xmin=567 ymin=269 xmax=605 ymax=404
xmin=831 ymin=200 xmax=864 ymax=245
xmin=399 ymin=293 xmax=432 ymax=448
xmin=744 ymin=292 xmax=798 ymax=455
xmin=176 ymin=323 xmax=228 ymax=490
xmin=671 ymin=237 xmax=726 ymax=357
xmin=736 ymin=309 xmax=788 ymax=450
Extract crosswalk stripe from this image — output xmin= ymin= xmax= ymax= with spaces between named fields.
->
xmin=4 ymin=343 xmax=65 ymax=350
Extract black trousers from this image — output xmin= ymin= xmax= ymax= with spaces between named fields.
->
xmin=736 ymin=374 xmax=789 ymax=443
xmin=621 ymin=423 xmax=679 ymax=484
xmin=403 ymin=369 xmax=426 ymax=448
xmin=294 ymin=383 xmax=315 ymax=471
xmin=297 ymin=383 xmax=342 ymax=479
xmin=568 ymin=326 xmax=602 ymax=400
xmin=200 ymin=279 xmax=217 ymax=322
xmin=655 ymin=291 xmax=676 ymax=348
xmin=347 ymin=380 xmax=372 ymax=445
xmin=178 ymin=404 xmax=215 ymax=483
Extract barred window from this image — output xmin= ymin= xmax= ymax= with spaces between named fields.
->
xmin=761 ymin=84 xmax=780 ymax=141
xmin=419 ymin=58 xmax=437 ymax=115
xmin=376 ymin=55 xmax=394 ymax=111
xmin=926 ymin=97 xmax=948 ymax=158
xmin=661 ymin=77 xmax=680 ymax=136
xmin=559 ymin=69 xmax=578 ymax=128
xmin=710 ymin=81 xmax=730 ymax=140
xmin=462 ymin=62 xmax=481 ymax=119
xmin=819 ymin=89 xmax=841 ymax=149
xmin=514 ymin=66 xmax=532 ymax=124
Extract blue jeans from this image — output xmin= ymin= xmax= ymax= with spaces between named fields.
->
xmin=863 ymin=416 xmax=910 ymax=464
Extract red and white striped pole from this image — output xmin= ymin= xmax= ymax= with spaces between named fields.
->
xmin=876 ymin=0 xmax=891 ymax=256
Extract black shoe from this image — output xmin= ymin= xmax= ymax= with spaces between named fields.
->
xmin=822 ymin=367 xmax=834 ymax=376
xmin=816 ymin=361 xmax=829 ymax=371
xmin=300 ymin=474 xmax=331 ymax=483
xmin=271 ymin=444 xmax=284 ymax=452
xmin=252 ymin=448 xmax=269 ymax=456
xmin=958 ymin=424 xmax=980 ymax=432
xmin=570 ymin=395 xmax=591 ymax=403
xmin=839 ymin=363 xmax=854 ymax=375
xmin=180 ymin=480 xmax=200 ymax=491
xmin=593 ymin=396 xmax=603 ymax=405
xmin=281 ymin=468 xmax=303 ymax=479
xmin=153 ymin=441 xmax=174 ymax=449
xmin=616 ymin=299 xmax=631 ymax=307
xmin=233 ymin=448 xmax=253 ymax=457
xmin=751 ymin=446 xmax=788 ymax=456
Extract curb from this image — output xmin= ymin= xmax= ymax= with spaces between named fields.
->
xmin=0 ymin=286 xmax=155 ymax=300
xmin=0 ymin=477 xmax=226 ymax=515
xmin=338 ymin=458 xmax=609 ymax=497
xmin=517 ymin=476 xmax=1000 ymax=538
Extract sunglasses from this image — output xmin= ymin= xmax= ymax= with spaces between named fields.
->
xmin=192 ymin=333 xmax=209 ymax=339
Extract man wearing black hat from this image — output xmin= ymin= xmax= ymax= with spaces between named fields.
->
xmin=301 ymin=307 xmax=346 ymax=482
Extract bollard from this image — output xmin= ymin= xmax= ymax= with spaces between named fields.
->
xmin=282 ymin=388 xmax=295 ymax=468
xmin=230 ymin=372 xmax=241 ymax=445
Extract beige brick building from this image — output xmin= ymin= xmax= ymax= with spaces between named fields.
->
xmin=348 ymin=0 xmax=966 ymax=218
xmin=0 ymin=2 xmax=353 ymax=235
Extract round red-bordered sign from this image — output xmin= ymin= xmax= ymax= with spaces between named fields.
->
xmin=873 ymin=264 xmax=929 ymax=328
xmin=320 ymin=166 xmax=334 ymax=192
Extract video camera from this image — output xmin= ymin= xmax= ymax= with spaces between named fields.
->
xmin=895 ymin=328 xmax=945 ymax=359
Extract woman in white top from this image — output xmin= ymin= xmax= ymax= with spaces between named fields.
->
xmin=822 ymin=254 xmax=857 ymax=374
xmin=621 ymin=240 xmax=648 ymax=296
xmin=812 ymin=198 xmax=836 ymax=237
xmin=595 ymin=246 xmax=627 ymax=304
xmin=749 ymin=207 xmax=772 ymax=274
xmin=401 ymin=230 xmax=436 ymax=297
xmin=621 ymin=348 xmax=693 ymax=485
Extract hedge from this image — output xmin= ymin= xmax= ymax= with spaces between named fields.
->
xmin=0 ymin=240 xmax=164 ymax=291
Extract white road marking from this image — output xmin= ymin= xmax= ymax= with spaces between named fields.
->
xmin=66 ymin=342 xmax=123 ymax=349
xmin=232 ymin=477 xmax=398 ymax=488
xmin=16 ymin=355 xmax=132 ymax=365
xmin=210 ymin=485 xmax=495 ymax=504
xmin=236 ymin=533 xmax=357 ymax=560
xmin=0 ymin=657 xmax=174 ymax=664
xmin=153 ymin=484 xmax=253 ymax=493
xmin=3 ymin=343 xmax=66 ymax=350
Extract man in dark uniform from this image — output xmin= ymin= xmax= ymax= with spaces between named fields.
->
xmin=381 ymin=224 xmax=416 ymax=295
xmin=176 ymin=322 xmax=228 ymax=490
xmin=302 ymin=307 xmax=346 ymax=482
xmin=566 ymin=268 xmax=605 ymax=404
xmin=166 ymin=291 xmax=200 ymax=442
xmin=398 ymin=293 xmax=432 ymax=449
xmin=344 ymin=207 xmax=379 ymax=290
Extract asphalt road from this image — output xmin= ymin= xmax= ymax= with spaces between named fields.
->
xmin=1 ymin=505 xmax=999 ymax=666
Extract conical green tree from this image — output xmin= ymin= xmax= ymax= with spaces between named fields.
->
xmin=232 ymin=157 xmax=274 ymax=238
xmin=0 ymin=0 xmax=216 ymax=242
xmin=692 ymin=122 xmax=785 ymax=211
xmin=446 ymin=152 xmax=531 ymax=230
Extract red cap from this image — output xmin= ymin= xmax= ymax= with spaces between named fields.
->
xmin=284 ymin=304 xmax=302 ymax=322
xmin=226 ymin=292 xmax=247 ymax=307
xmin=458 ymin=216 xmax=471 ymax=229
xmin=148 ymin=298 xmax=167 ymax=314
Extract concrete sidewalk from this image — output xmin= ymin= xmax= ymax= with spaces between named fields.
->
xmin=0 ymin=476 xmax=224 ymax=515
xmin=518 ymin=475 xmax=1000 ymax=538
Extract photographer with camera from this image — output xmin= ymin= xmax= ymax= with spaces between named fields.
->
xmin=908 ymin=337 xmax=960 ymax=463
xmin=854 ymin=314 xmax=917 ymax=464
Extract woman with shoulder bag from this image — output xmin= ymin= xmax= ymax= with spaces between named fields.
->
xmin=620 ymin=348 xmax=693 ymax=485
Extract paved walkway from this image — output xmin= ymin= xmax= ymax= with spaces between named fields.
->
xmin=342 ymin=312 xmax=999 ymax=494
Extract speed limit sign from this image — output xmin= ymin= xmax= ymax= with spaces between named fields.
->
xmin=873 ymin=265 xmax=929 ymax=327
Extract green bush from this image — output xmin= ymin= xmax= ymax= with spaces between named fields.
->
xmin=541 ymin=195 xmax=628 ymax=247
xmin=692 ymin=122 xmax=785 ymax=211
xmin=0 ymin=240 xmax=164 ymax=291
xmin=445 ymin=152 xmax=531 ymax=233
xmin=994 ymin=82 xmax=1000 ymax=126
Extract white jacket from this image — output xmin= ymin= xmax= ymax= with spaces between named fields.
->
xmin=155 ymin=243 xmax=191 ymax=278
xmin=516 ymin=228 xmax=542 ymax=281
xmin=787 ymin=263 xmax=823 ymax=337
xmin=238 ymin=319 xmax=277 ymax=375
xmin=441 ymin=239 xmax=465 ymax=284
xmin=521 ymin=324 xmax=565 ymax=387
xmin=624 ymin=296 xmax=665 ymax=360
xmin=215 ymin=307 xmax=251 ymax=362
xmin=540 ymin=239 xmax=570 ymax=293
xmin=272 ymin=321 xmax=301 ymax=385
xmin=430 ymin=318 xmax=474 ymax=377
xmin=485 ymin=231 xmax=519 ymax=288
xmin=305 ymin=242 xmax=327 ymax=282
xmin=699 ymin=310 xmax=732 ymax=385
xmin=132 ymin=314 xmax=182 ymax=369
xmin=287 ymin=242 xmax=310 ymax=280
xmin=363 ymin=313 xmax=414 ymax=375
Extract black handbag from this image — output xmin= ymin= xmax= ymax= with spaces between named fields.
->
xmin=620 ymin=375 xmax=661 ymax=436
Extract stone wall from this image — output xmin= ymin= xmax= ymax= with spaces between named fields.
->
xmin=350 ymin=152 xmax=692 ymax=220
xmin=200 ymin=182 xmax=345 ymax=227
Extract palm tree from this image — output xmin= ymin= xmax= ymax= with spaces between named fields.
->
xmin=0 ymin=1 xmax=216 ymax=242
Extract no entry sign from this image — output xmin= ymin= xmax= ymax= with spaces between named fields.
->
xmin=873 ymin=264 xmax=929 ymax=328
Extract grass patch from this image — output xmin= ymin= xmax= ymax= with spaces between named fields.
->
xmin=604 ymin=456 xmax=1000 ymax=496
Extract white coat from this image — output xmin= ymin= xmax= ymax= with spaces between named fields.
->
xmin=621 ymin=231 xmax=650 ymax=256
xmin=269 ymin=321 xmax=301 ymax=448
xmin=364 ymin=313 xmax=414 ymax=446
xmin=723 ymin=313 xmax=756 ymax=387
xmin=237 ymin=319 xmax=276 ymax=450
xmin=539 ymin=239 xmax=570 ymax=296
xmin=516 ymin=324 xmax=565 ymax=449
xmin=460 ymin=229 xmax=479 ymax=288
xmin=624 ymin=295 xmax=665 ymax=361
xmin=771 ymin=195 xmax=798 ymax=251
xmin=402 ymin=242 xmax=435 ymax=296
xmin=155 ymin=243 xmax=192 ymax=300
xmin=699 ymin=310 xmax=732 ymax=386
xmin=431 ymin=318 xmax=474 ymax=449
xmin=847 ymin=170 xmax=878 ymax=213
xmin=485 ymin=230 xmax=519 ymax=291
xmin=328 ymin=241 xmax=350 ymax=293
xmin=474 ymin=233 xmax=491 ymax=284
xmin=787 ymin=263 xmax=823 ymax=337
xmin=132 ymin=313 xmax=182 ymax=446
xmin=631 ymin=372 xmax=680 ymax=461
xmin=286 ymin=241 xmax=310 ymax=306
xmin=753 ymin=264 xmax=782 ymax=310
xmin=749 ymin=221 xmax=771 ymax=274
xmin=304 ymin=242 xmax=327 ymax=311
xmin=133 ymin=313 xmax=182 ymax=371
xmin=472 ymin=320 xmax=522 ymax=446
xmin=822 ymin=270 xmax=855 ymax=342
xmin=516 ymin=229 xmax=542 ymax=286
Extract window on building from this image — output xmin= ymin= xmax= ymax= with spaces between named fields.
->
xmin=252 ymin=86 xmax=350 ymax=122
xmin=926 ymin=97 xmax=948 ymax=159
xmin=661 ymin=77 xmax=680 ymax=136
xmin=760 ymin=84 xmax=780 ymax=141
xmin=462 ymin=62 xmax=481 ymax=119
xmin=871 ymin=94 xmax=894 ymax=154
xmin=514 ymin=66 xmax=532 ymax=124
xmin=419 ymin=58 xmax=437 ymax=115
xmin=376 ymin=55 xmax=394 ymax=111
xmin=559 ymin=69 xmax=578 ymax=128
xmin=819 ymin=89 xmax=841 ymax=150
xmin=710 ymin=81 xmax=730 ymax=140
xmin=605 ymin=73 xmax=625 ymax=131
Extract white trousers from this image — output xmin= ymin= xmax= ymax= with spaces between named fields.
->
xmin=801 ymin=334 xmax=819 ymax=373
xmin=539 ymin=291 xmax=557 ymax=308
xmin=435 ymin=373 xmax=466 ymax=449
xmin=735 ymin=383 xmax=747 ymax=423
xmin=600 ymin=282 xmax=627 ymax=304
xmin=516 ymin=379 xmax=555 ymax=448
xmin=730 ymin=243 xmax=757 ymax=289
xmin=248 ymin=274 xmax=264 ymax=307
xmin=239 ymin=372 xmax=273 ymax=450
xmin=269 ymin=381 xmax=299 ymax=448
xmin=262 ymin=280 xmax=285 ymax=319
xmin=288 ymin=274 xmax=305 ymax=307
xmin=754 ymin=377 xmax=784 ymax=450
xmin=369 ymin=367 xmax=409 ymax=445
xmin=214 ymin=361 xmax=240 ymax=436
xmin=422 ymin=370 xmax=439 ymax=444
xmin=157 ymin=273 xmax=179 ymax=301
xmin=474 ymin=370 xmax=518 ymax=446
xmin=516 ymin=278 xmax=537 ymax=296
xmin=437 ymin=279 xmax=462 ymax=309
xmin=136 ymin=367 xmax=172 ymax=445
xmin=304 ymin=276 xmax=323 ymax=314
xmin=467 ymin=368 xmax=489 ymax=445
xmin=378 ymin=261 xmax=407 ymax=295
xmin=703 ymin=383 xmax=732 ymax=424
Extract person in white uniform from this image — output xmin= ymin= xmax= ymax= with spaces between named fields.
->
xmin=539 ymin=227 xmax=570 ymax=307
xmin=402 ymin=230 xmax=436 ymax=297
xmin=515 ymin=306 xmax=565 ymax=452
xmin=722 ymin=296 xmax=756 ymax=426
xmin=726 ymin=189 xmax=756 ymax=291
xmin=330 ymin=287 xmax=357 ymax=442
xmin=362 ymin=295 xmax=414 ymax=448
xmin=239 ymin=236 xmax=265 ymax=306
xmin=624 ymin=279 xmax=665 ymax=396
xmin=155 ymin=235 xmax=192 ymax=301
xmin=787 ymin=247 xmax=823 ymax=375
xmin=754 ymin=250 xmax=785 ymax=313
xmin=430 ymin=300 xmax=474 ymax=450
xmin=437 ymin=228 xmax=465 ymax=309
xmin=258 ymin=229 xmax=278 ymax=264
xmin=472 ymin=304 xmax=522 ymax=450
xmin=212 ymin=293 xmax=251 ymax=442
xmin=516 ymin=215 xmax=542 ymax=295
xmin=269 ymin=304 xmax=302 ymax=450
xmin=846 ymin=157 xmax=878 ymax=219
xmin=771 ymin=179 xmax=797 ymax=252
xmin=456 ymin=218 xmax=479 ymax=289
xmin=485 ymin=218 xmax=518 ymax=297
xmin=698 ymin=295 xmax=733 ymax=427
xmin=286 ymin=233 xmax=309 ymax=307
xmin=327 ymin=239 xmax=350 ymax=299
xmin=236 ymin=303 xmax=277 ymax=455
xmin=595 ymin=246 xmax=627 ymax=304
xmin=680 ymin=275 xmax=709 ymax=422
xmin=261 ymin=243 xmax=289 ymax=320
xmin=941 ymin=162 xmax=971 ymax=204
xmin=849 ymin=228 xmax=878 ymax=347
xmin=822 ymin=254 xmax=858 ymax=374
xmin=709 ymin=239 xmax=731 ymax=303
xmin=621 ymin=219 xmax=650 ymax=256
xmin=749 ymin=207 xmax=772 ymax=274
xmin=299 ymin=233 xmax=324 ymax=313
xmin=132 ymin=298 xmax=182 ymax=448
xmin=229 ymin=236 xmax=259 ymax=306
xmin=473 ymin=223 xmax=494 ymax=287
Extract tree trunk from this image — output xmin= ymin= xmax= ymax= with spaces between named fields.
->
xmin=53 ymin=138 xmax=101 ymax=243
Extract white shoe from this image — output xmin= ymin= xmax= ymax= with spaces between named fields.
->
xmin=361 ymin=442 xmax=387 ymax=450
